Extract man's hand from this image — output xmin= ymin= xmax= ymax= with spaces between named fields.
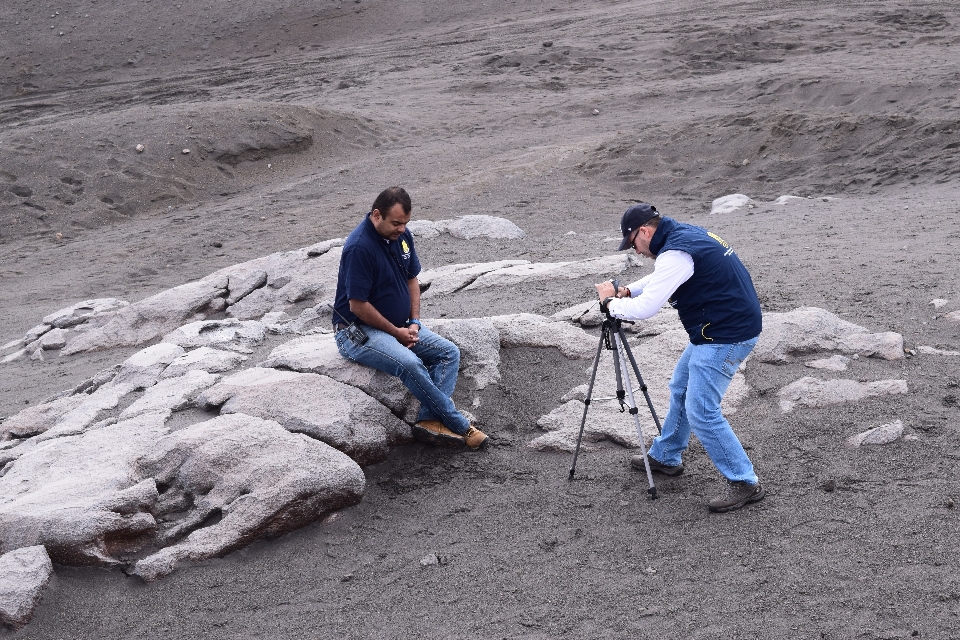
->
xmin=396 ymin=325 xmax=420 ymax=348
xmin=595 ymin=281 xmax=630 ymax=300
xmin=595 ymin=281 xmax=616 ymax=300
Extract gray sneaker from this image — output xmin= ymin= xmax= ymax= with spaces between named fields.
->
xmin=708 ymin=481 xmax=765 ymax=513
xmin=630 ymin=454 xmax=684 ymax=476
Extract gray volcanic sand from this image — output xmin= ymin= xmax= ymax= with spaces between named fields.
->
xmin=3 ymin=0 xmax=960 ymax=637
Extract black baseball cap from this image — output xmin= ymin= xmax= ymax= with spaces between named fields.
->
xmin=617 ymin=203 xmax=659 ymax=250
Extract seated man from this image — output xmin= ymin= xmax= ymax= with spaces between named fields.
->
xmin=333 ymin=186 xmax=488 ymax=450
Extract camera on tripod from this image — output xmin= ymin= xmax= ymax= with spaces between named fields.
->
xmin=568 ymin=278 xmax=663 ymax=500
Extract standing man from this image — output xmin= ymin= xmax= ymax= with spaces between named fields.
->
xmin=595 ymin=203 xmax=764 ymax=513
xmin=333 ymin=186 xmax=488 ymax=450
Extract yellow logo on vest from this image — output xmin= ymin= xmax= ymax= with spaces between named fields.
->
xmin=707 ymin=232 xmax=730 ymax=249
xmin=401 ymin=240 xmax=410 ymax=255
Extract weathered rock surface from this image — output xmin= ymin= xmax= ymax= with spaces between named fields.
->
xmin=1 ymin=383 xmax=137 ymax=468
xmin=465 ymin=255 xmax=628 ymax=291
xmin=444 ymin=215 xmax=526 ymax=239
xmin=778 ymin=376 xmax=908 ymax=412
xmin=755 ymin=307 xmax=904 ymax=362
xmin=0 ymin=546 xmax=54 ymax=630
xmin=847 ymin=420 xmax=904 ymax=447
xmin=42 ymin=298 xmax=129 ymax=329
xmin=425 ymin=318 xmax=502 ymax=390
xmin=0 ymin=413 xmax=169 ymax=564
xmin=162 ymin=319 xmax=267 ymax=354
xmin=419 ymin=260 xmax=530 ymax=298
xmin=61 ymin=277 xmax=231 ymax=354
xmin=407 ymin=215 xmax=525 ymax=240
xmin=119 ymin=370 xmax=220 ymax=420
xmin=805 ymin=355 xmax=852 ymax=371
xmin=207 ymin=371 xmax=410 ymax=465
xmin=1 ymin=395 xmax=86 ymax=441
xmin=130 ymin=414 xmax=365 ymax=582
xmin=160 ymin=347 xmax=248 ymax=378
xmin=711 ymin=193 xmax=753 ymax=215
xmin=490 ymin=313 xmax=596 ymax=359
xmin=260 ymin=338 xmax=413 ymax=415
xmin=36 ymin=243 xmax=345 ymax=356
xmin=113 ymin=343 xmax=187 ymax=389
xmin=916 ymin=345 xmax=960 ymax=356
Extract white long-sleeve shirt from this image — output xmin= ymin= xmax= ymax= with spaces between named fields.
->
xmin=607 ymin=250 xmax=695 ymax=320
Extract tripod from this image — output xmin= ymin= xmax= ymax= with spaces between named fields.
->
xmin=568 ymin=286 xmax=664 ymax=500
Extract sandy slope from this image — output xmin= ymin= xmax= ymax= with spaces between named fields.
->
xmin=2 ymin=0 xmax=960 ymax=637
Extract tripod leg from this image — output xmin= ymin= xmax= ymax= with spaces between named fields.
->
xmin=569 ymin=326 xmax=607 ymax=480
xmin=612 ymin=331 xmax=658 ymax=500
xmin=616 ymin=324 xmax=663 ymax=436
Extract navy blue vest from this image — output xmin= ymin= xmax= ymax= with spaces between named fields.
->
xmin=650 ymin=217 xmax=762 ymax=344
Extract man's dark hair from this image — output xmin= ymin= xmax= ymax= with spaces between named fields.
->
xmin=370 ymin=186 xmax=412 ymax=217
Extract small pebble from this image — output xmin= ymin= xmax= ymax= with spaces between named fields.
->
xmin=592 ymin=109 xmax=600 ymax=115
xmin=136 ymin=144 xmax=145 ymax=153
xmin=181 ymin=148 xmax=190 ymax=155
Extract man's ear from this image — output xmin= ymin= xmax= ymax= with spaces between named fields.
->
xmin=371 ymin=208 xmax=381 ymax=222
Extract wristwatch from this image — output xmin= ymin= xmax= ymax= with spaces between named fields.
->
xmin=407 ymin=318 xmax=422 ymax=329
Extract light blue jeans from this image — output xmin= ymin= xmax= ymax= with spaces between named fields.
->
xmin=647 ymin=337 xmax=759 ymax=484
xmin=335 ymin=325 xmax=471 ymax=434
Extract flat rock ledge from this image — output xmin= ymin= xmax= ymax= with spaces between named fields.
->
xmin=778 ymin=376 xmax=908 ymax=413
xmin=0 ymin=546 xmax=53 ymax=630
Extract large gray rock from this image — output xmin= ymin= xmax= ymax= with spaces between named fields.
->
xmin=419 ymin=260 xmax=530 ymax=298
xmin=41 ymin=298 xmax=129 ymax=329
xmin=1 ymin=395 xmax=86 ymax=441
xmin=130 ymin=414 xmax=365 ymax=582
xmin=260 ymin=337 xmax=413 ymax=416
xmin=113 ymin=343 xmax=187 ymax=389
xmin=0 ymin=546 xmax=54 ymax=630
xmin=161 ymin=319 xmax=267 ymax=354
xmin=444 ymin=215 xmax=526 ymax=240
xmin=0 ymin=383 xmax=138 ymax=469
xmin=465 ymin=255 xmax=629 ymax=291
xmin=778 ymin=376 xmax=908 ymax=412
xmin=223 ymin=245 xmax=343 ymax=320
xmin=407 ymin=216 xmax=525 ymax=240
xmin=119 ymin=370 xmax=220 ymax=420
xmin=61 ymin=277 xmax=231 ymax=354
xmin=160 ymin=347 xmax=248 ymax=378
xmin=213 ymin=372 xmax=411 ymax=465
xmin=426 ymin=318 xmax=502 ymax=390
xmin=755 ymin=307 xmax=904 ymax=363
xmin=196 ymin=367 xmax=310 ymax=409
xmin=0 ymin=413 xmax=169 ymax=565
xmin=490 ymin=313 xmax=596 ymax=359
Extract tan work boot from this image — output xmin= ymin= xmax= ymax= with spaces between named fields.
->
xmin=462 ymin=426 xmax=489 ymax=450
xmin=412 ymin=420 xmax=464 ymax=447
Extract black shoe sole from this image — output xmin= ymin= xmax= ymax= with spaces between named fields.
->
xmin=708 ymin=485 xmax=766 ymax=513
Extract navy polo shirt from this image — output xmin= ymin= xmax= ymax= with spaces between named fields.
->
xmin=333 ymin=214 xmax=421 ymax=328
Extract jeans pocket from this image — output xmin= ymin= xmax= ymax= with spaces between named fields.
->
xmin=721 ymin=347 xmax=744 ymax=378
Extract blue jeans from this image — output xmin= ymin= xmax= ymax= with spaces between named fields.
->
xmin=647 ymin=337 xmax=759 ymax=484
xmin=335 ymin=325 xmax=470 ymax=434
